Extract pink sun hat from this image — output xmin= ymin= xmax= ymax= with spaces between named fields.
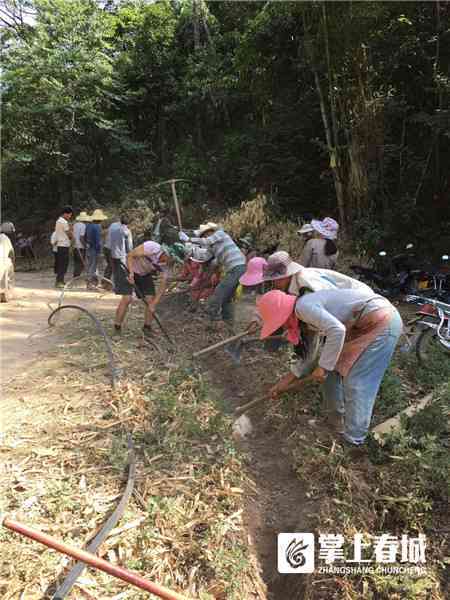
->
xmin=311 ymin=217 xmax=339 ymax=240
xmin=240 ymin=256 xmax=268 ymax=286
xmin=256 ymin=290 xmax=297 ymax=339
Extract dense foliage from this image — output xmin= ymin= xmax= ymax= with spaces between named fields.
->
xmin=2 ymin=0 xmax=450 ymax=254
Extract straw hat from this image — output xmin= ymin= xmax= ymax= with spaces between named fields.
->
xmin=263 ymin=251 xmax=302 ymax=281
xmin=297 ymin=223 xmax=314 ymax=235
xmin=198 ymin=222 xmax=219 ymax=236
xmin=76 ymin=211 xmax=91 ymax=222
xmin=90 ymin=208 xmax=108 ymax=221
xmin=257 ymin=290 xmax=297 ymax=339
xmin=240 ymin=257 xmax=267 ymax=286
xmin=311 ymin=217 xmax=339 ymax=240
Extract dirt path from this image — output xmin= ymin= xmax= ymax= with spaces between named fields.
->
xmin=0 ymin=270 xmax=118 ymax=434
xmin=196 ymin=339 xmax=315 ymax=599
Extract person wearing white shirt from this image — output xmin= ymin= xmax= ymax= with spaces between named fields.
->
xmin=72 ymin=211 xmax=90 ymax=278
xmin=54 ymin=206 xmax=73 ymax=287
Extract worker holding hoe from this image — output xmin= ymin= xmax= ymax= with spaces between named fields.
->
xmin=179 ymin=222 xmax=246 ymax=328
xmin=256 ymin=288 xmax=402 ymax=448
xmin=113 ymin=240 xmax=171 ymax=337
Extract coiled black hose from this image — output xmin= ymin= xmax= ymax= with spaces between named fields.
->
xmin=48 ymin=304 xmax=120 ymax=388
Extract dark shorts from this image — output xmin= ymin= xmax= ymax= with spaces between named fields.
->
xmin=112 ymin=259 xmax=155 ymax=297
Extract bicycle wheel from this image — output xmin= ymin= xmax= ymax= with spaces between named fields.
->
xmin=416 ymin=327 xmax=450 ymax=366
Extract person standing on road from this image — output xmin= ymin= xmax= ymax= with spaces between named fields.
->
xmin=54 ymin=206 xmax=73 ymax=288
xmin=113 ymin=240 xmax=171 ymax=337
xmin=107 ymin=215 xmax=133 ymax=287
xmin=85 ymin=209 xmax=108 ymax=288
xmin=0 ymin=222 xmax=16 ymax=247
xmin=179 ymin=223 xmax=246 ymax=327
xmin=72 ymin=211 xmax=90 ymax=278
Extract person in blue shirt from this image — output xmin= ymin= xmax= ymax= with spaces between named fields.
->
xmin=85 ymin=209 xmax=108 ymax=288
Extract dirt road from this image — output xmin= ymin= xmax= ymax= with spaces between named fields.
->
xmin=0 ymin=271 xmax=118 ymax=437
xmin=0 ymin=271 xmax=116 ymax=382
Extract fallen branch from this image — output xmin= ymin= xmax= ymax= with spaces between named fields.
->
xmin=372 ymin=393 xmax=434 ymax=445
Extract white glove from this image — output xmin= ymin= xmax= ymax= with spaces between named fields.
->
xmin=179 ymin=231 xmax=190 ymax=243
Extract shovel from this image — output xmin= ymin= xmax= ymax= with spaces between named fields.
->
xmin=120 ymin=263 xmax=175 ymax=348
xmin=192 ymin=330 xmax=251 ymax=359
xmin=224 ymin=335 xmax=288 ymax=365
xmin=194 ymin=333 xmax=288 ymax=363
xmin=233 ymin=372 xmax=315 ymax=418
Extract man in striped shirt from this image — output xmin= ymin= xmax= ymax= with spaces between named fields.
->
xmin=180 ymin=222 xmax=246 ymax=323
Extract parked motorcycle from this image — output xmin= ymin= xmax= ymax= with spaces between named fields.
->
xmin=405 ymin=294 xmax=450 ymax=365
xmin=350 ymin=243 xmax=427 ymax=298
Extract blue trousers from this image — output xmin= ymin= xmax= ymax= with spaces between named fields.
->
xmin=322 ymin=309 xmax=403 ymax=445
xmin=86 ymin=249 xmax=99 ymax=283
xmin=206 ymin=264 xmax=246 ymax=321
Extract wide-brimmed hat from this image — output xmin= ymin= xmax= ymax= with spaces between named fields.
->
xmin=198 ymin=222 xmax=219 ymax=236
xmin=90 ymin=208 xmax=108 ymax=221
xmin=297 ymin=223 xmax=314 ymax=235
xmin=311 ymin=217 xmax=339 ymax=240
xmin=76 ymin=211 xmax=91 ymax=222
xmin=257 ymin=290 xmax=297 ymax=339
xmin=240 ymin=257 xmax=267 ymax=286
xmin=191 ymin=246 xmax=213 ymax=263
xmin=263 ymin=251 xmax=302 ymax=281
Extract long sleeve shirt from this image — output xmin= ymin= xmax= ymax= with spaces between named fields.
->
xmin=299 ymin=238 xmax=338 ymax=269
xmin=73 ymin=222 xmax=86 ymax=249
xmin=85 ymin=223 xmax=102 ymax=253
xmin=190 ymin=229 xmax=246 ymax=274
xmin=288 ymin=268 xmax=373 ymax=295
xmin=295 ymin=289 xmax=390 ymax=372
xmin=108 ymin=222 xmax=133 ymax=261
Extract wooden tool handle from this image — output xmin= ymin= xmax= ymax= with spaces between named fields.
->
xmin=234 ymin=396 xmax=268 ymax=417
xmin=234 ymin=374 xmax=314 ymax=417
xmin=192 ymin=330 xmax=249 ymax=358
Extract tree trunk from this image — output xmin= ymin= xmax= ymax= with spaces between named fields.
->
xmin=312 ymin=67 xmax=346 ymax=231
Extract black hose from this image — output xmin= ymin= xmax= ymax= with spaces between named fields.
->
xmin=52 ymin=434 xmax=136 ymax=599
xmin=48 ymin=304 xmax=120 ymax=388
xmin=57 ymin=275 xmax=114 ymax=308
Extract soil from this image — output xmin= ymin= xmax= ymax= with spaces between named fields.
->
xmin=189 ymin=323 xmax=317 ymax=600
xmin=2 ymin=271 xmax=315 ymax=599
xmin=0 ymin=271 xmax=117 ymax=431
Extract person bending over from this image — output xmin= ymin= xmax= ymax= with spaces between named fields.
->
xmin=113 ymin=240 xmax=170 ymax=337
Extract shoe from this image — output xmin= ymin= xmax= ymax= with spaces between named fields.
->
xmin=113 ymin=324 xmax=122 ymax=336
xmin=339 ymin=436 xmax=368 ymax=460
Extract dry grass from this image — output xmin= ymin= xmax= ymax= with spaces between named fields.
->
xmin=0 ymin=301 xmax=264 ymax=599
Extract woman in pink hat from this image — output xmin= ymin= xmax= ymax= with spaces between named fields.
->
xmin=256 ymin=287 xmax=402 ymax=448
xmin=234 ymin=257 xmax=267 ymax=332
xmin=224 ymin=256 xmax=269 ymax=362
xmin=264 ymin=250 xmax=372 ymax=296
xmin=299 ymin=217 xmax=339 ymax=269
